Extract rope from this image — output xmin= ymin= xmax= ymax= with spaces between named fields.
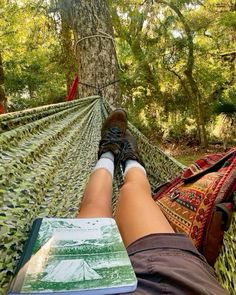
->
xmin=76 ymin=33 xmax=114 ymax=50
xmin=77 ymin=81 xmax=98 ymax=90
xmin=75 ymin=30 xmax=124 ymax=72
xmin=75 ymin=31 xmax=122 ymax=95
xmin=78 ymin=79 xmax=119 ymax=96
xmin=100 ymin=79 xmax=119 ymax=90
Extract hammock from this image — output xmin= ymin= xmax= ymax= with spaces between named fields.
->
xmin=0 ymin=96 xmax=235 ymax=293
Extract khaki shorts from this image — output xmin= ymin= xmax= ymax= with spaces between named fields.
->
xmin=122 ymin=233 xmax=227 ymax=295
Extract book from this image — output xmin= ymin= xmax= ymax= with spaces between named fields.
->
xmin=8 ymin=218 xmax=137 ymax=295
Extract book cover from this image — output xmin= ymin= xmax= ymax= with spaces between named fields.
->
xmin=9 ymin=218 xmax=137 ymax=294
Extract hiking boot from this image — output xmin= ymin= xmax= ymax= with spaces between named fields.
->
xmin=120 ymin=130 xmax=144 ymax=169
xmin=98 ymin=109 xmax=127 ymax=161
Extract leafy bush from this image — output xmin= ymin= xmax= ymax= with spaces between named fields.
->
xmin=8 ymin=91 xmax=66 ymax=112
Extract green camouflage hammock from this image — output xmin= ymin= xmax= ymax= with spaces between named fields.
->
xmin=0 ymin=96 xmax=235 ymax=294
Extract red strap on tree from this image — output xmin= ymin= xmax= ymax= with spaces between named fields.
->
xmin=66 ymin=76 xmax=79 ymax=101
xmin=0 ymin=103 xmax=4 ymax=114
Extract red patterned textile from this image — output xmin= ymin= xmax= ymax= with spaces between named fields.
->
xmin=154 ymin=149 xmax=236 ymax=264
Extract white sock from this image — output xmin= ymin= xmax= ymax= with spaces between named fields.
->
xmin=100 ymin=151 xmax=114 ymax=162
xmin=93 ymin=152 xmax=115 ymax=178
xmin=124 ymin=159 xmax=146 ymax=177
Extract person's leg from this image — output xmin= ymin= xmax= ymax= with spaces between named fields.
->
xmin=114 ymin=132 xmax=226 ymax=295
xmin=77 ymin=168 xmax=113 ymax=218
xmin=78 ymin=109 xmax=127 ymax=218
xmin=115 ymin=167 xmax=227 ymax=295
xmin=115 ymin=167 xmax=174 ymax=247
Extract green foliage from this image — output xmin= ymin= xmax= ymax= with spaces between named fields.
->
xmin=0 ymin=0 xmax=71 ymax=110
xmin=110 ymin=0 xmax=235 ymax=146
xmin=213 ymin=101 xmax=236 ymax=115
xmin=219 ymin=12 xmax=236 ymax=29
xmin=0 ymin=0 xmax=235 ymax=147
xmin=213 ymin=88 xmax=236 ymax=117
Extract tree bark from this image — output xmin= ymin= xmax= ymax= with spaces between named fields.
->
xmin=0 ymin=50 xmax=7 ymax=113
xmin=71 ymin=0 xmax=120 ymax=104
xmin=60 ymin=13 xmax=78 ymax=94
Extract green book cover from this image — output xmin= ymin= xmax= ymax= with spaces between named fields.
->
xmin=9 ymin=218 xmax=137 ymax=295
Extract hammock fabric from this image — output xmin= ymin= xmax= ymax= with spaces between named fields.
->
xmin=0 ymin=96 xmax=235 ymax=294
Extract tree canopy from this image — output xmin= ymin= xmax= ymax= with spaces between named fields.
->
xmin=0 ymin=0 xmax=235 ymax=147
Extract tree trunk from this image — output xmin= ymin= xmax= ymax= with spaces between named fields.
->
xmin=72 ymin=0 xmax=120 ymax=104
xmin=60 ymin=13 xmax=78 ymax=94
xmin=186 ymin=73 xmax=208 ymax=147
xmin=156 ymin=1 xmax=208 ymax=147
xmin=0 ymin=50 xmax=7 ymax=113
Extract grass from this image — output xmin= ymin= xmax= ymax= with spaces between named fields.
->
xmin=166 ymin=145 xmax=232 ymax=166
xmin=175 ymin=153 xmax=205 ymax=166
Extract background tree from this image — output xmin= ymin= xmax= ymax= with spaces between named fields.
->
xmin=53 ymin=0 xmax=120 ymax=103
xmin=49 ymin=0 xmax=78 ymax=93
xmin=0 ymin=0 xmax=68 ymax=111
xmin=0 ymin=50 xmax=7 ymax=113
xmin=110 ymin=0 xmax=235 ymax=147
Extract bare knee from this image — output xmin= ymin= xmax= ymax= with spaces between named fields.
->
xmin=119 ymin=179 xmax=151 ymax=197
xmin=78 ymin=201 xmax=112 ymax=217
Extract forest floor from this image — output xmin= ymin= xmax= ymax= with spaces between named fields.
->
xmin=145 ymin=132 xmax=235 ymax=166
xmin=161 ymin=143 xmax=233 ymax=166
